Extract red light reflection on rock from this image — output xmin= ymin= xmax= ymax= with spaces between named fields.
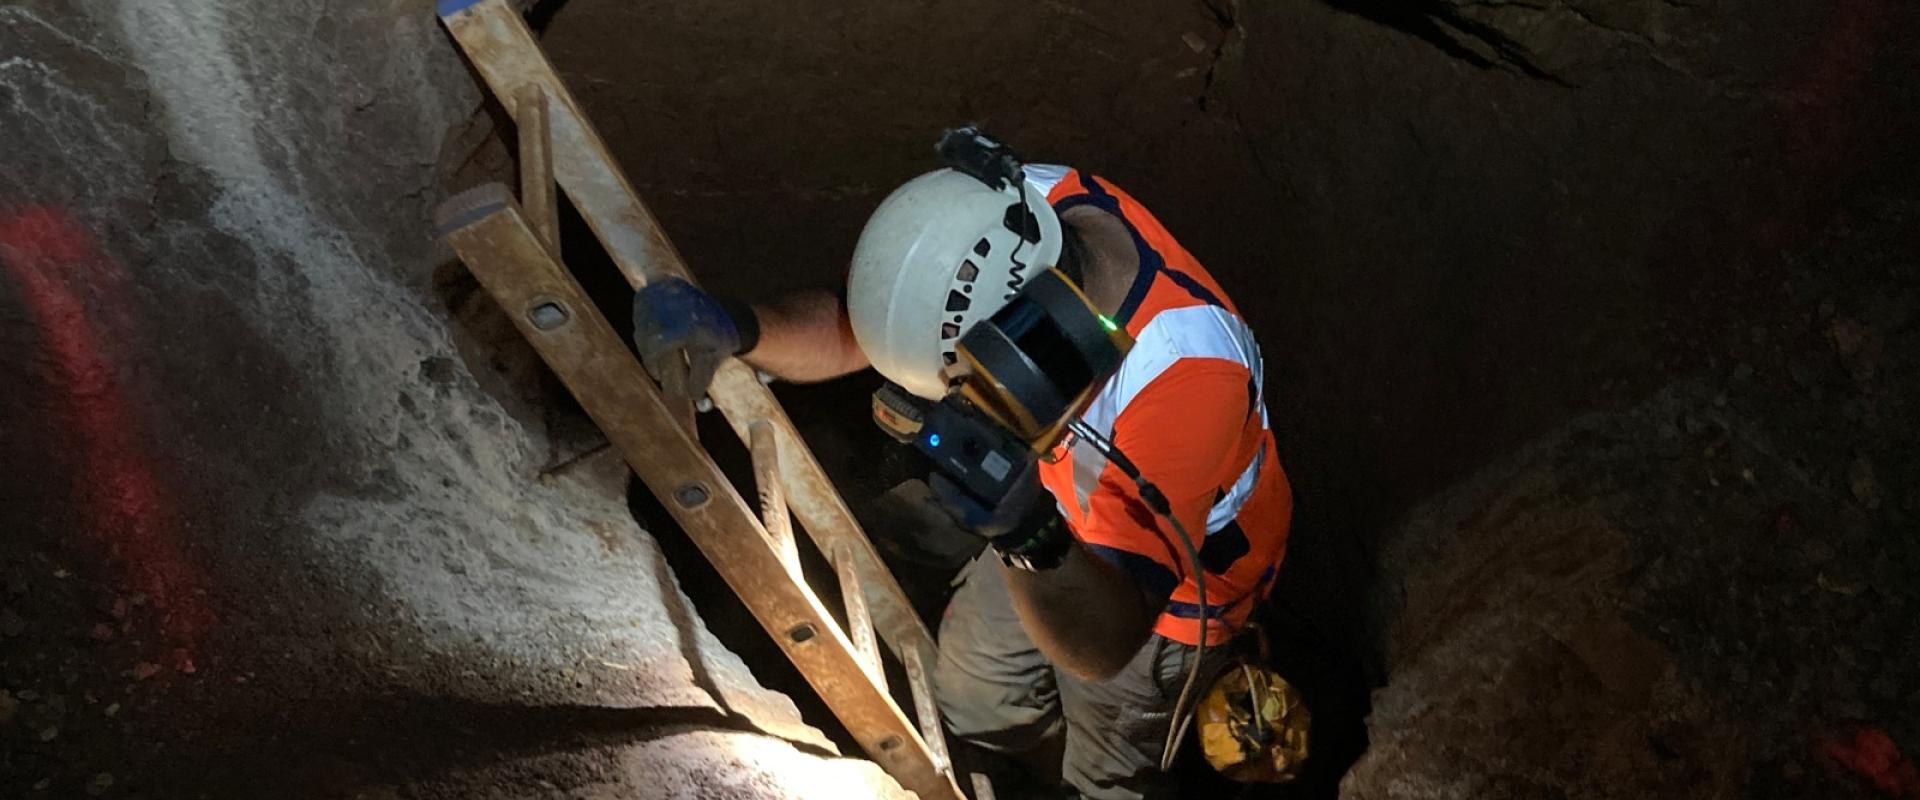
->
xmin=0 ymin=206 xmax=212 ymax=653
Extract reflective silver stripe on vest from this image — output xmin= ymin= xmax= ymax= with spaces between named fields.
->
xmin=1063 ymin=304 xmax=1267 ymax=535
xmin=1024 ymin=163 xmax=1070 ymax=198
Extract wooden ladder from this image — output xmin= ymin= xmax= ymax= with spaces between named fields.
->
xmin=431 ymin=2 xmax=969 ymax=798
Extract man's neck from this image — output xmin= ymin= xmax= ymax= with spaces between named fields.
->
xmin=1061 ymin=207 xmax=1141 ymax=318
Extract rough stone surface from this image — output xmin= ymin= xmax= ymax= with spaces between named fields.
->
xmin=536 ymin=0 xmax=1920 ymax=668
xmin=1348 ymin=437 xmax=1751 ymax=799
xmin=1348 ymin=196 xmax=1918 ymax=799
xmin=0 ymin=1 xmax=902 ymax=797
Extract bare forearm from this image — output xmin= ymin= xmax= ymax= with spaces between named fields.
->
xmin=1002 ymin=542 xmax=1163 ymax=681
xmin=740 ymin=290 xmax=870 ymax=383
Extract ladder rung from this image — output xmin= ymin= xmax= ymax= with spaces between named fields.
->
xmin=436 ymin=4 xmax=964 ymax=796
xmin=708 ymin=363 xmax=932 ymax=658
xmin=833 ymin=543 xmax=884 ymax=688
xmin=435 ymin=190 xmax=958 ymax=797
xmin=749 ymin=419 xmax=799 ymax=572
xmin=515 ymin=84 xmax=558 ymax=253
xmin=902 ymin=644 xmax=952 ymax=777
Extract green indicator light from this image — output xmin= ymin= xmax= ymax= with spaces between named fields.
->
xmin=1099 ymin=315 xmax=1118 ymax=332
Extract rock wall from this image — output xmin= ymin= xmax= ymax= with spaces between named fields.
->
xmin=528 ymin=0 xmax=1918 ymax=794
xmin=535 ymin=0 xmax=1919 ymax=663
xmin=1347 ymin=194 xmax=1918 ymax=798
xmin=0 ymin=1 xmax=904 ymax=797
xmin=1201 ymin=0 xmax=1911 ymax=538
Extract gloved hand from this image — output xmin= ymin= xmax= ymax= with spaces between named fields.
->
xmin=631 ymin=278 xmax=754 ymax=406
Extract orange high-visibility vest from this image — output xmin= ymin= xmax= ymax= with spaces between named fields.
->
xmin=1025 ymin=165 xmax=1293 ymax=646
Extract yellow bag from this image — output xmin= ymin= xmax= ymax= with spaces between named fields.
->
xmin=1195 ymin=645 xmax=1311 ymax=782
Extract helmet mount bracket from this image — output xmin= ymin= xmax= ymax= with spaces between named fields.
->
xmin=937 ymin=126 xmax=1044 ymax=305
xmin=936 ymin=126 xmax=1024 ymax=191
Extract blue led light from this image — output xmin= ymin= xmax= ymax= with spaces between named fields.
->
xmin=928 ymin=433 xmax=942 ymax=448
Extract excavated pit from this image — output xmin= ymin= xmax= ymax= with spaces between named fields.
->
xmin=3 ymin=0 xmax=1918 ymax=798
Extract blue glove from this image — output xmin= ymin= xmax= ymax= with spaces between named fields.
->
xmin=631 ymin=278 xmax=753 ymax=405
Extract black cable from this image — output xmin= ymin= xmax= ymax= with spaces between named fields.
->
xmin=1003 ymin=175 xmax=1035 ymax=300
xmin=1066 ymin=420 xmax=1207 ymax=772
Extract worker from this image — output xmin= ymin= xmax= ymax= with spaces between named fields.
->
xmin=630 ymin=132 xmax=1292 ymax=799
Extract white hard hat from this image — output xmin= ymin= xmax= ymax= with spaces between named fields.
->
xmin=847 ymin=168 xmax=1063 ymax=400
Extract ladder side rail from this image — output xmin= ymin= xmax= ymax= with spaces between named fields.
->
xmin=435 ymin=185 xmax=962 ymax=800
xmin=441 ymin=0 xmax=939 ymax=679
xmin=708 ymin=366 xmax=942 ymax=673
xmin=442 ymin=0 xmax=678 ymax=290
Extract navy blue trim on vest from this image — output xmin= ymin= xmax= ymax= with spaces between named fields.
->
xmin=1164 ymin=561 xmax=1277 ymax=621
xmin=1054 ymin=175 xmax=1161 ymax=325
xmin=1052 ymin=195 xmax=1106 ymax=214
xmin=1165 ymin=598 xmax=1234 ymax=619
xmin=1159 ymin=266 xmax=1227 ymax=310
xmin=1054 ymin=174 xmax=1224 ymax=325
xmin=1086 ymin=543 xmax=1180 ymax=602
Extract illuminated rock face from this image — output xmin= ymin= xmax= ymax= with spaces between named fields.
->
xmin=1344 ymin=438 xmax=1751 ymax=800
xmin=0 ymin=2 xmax=902 ymax=797
xmin=1350 ymin=357 xmax=1920 ymax=798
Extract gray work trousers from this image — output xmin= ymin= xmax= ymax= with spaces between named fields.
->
xmin=933 ymin=556 xmax=1212 ymax=800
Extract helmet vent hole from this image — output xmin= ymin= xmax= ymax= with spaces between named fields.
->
xmin=957 ymin=259 xmax=980 ymax=283
xmin=942 ymin=351 xmax=959 ymax=366
xmin=944 ymin=290 xmax=972 ymax=313
xmin=941 ymin=322 xmax=962 ymax=340
xmin=1003 ymin=205 xmax=1041 ymax=242
xmin=972 ymin=238 xmax=991 ymax=257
